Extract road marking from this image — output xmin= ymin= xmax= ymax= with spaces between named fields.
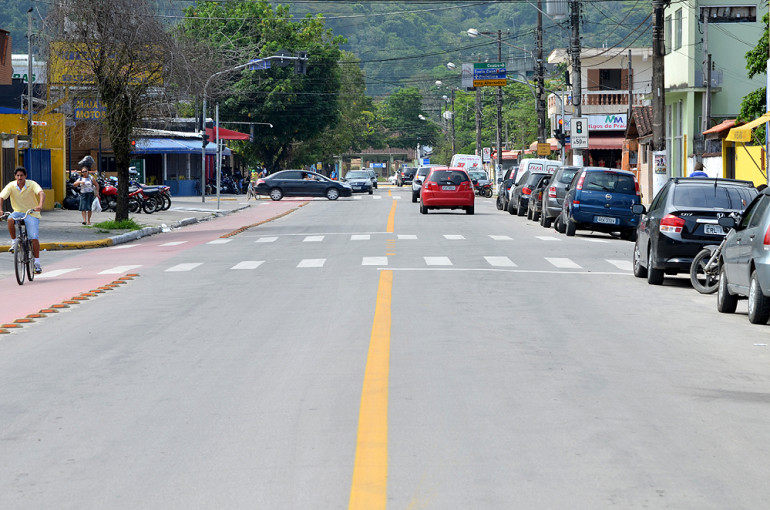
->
xmin=256 ymin=237 xmax=278 ymax=243
xmin=297 ymin=258 xmax=326 ymax=268
xmin=349 ymin=270 xmax=391 ymax=510
xmin=484 ymin=256 xmax=517 ymax=267
xmin=362 ymin=257 xmax=388 ymax=266
xmin=303 ymin=236 xmax=325 ymax=242
xmin=351 ymin=234 xmax=371 ymax=241
xmin=110 ymin=244 xmax=141 ymax=250
xmin=425 ymin=256 xmax=452 ymax=266
xmin=373 ymin=196 xmax=382 ymax=200
xmin=159 ymin=241 xmax=188 ymax=247
xmin=386 ymin=199 xmax=397 ymax=233
xmin=37 ymin=268 xmax=80 ymax=279
xmin=397 ymin=234 xmax=417 ymax=240
xmin=443 ymin=234 xmax=465 ymax=240
xmin=607 ymin=259 xmax=633 ymax=271
xmin=392 ymin=195 xmax=401 ymax=200
xmin=582 ymin=238 xmax=610 ymax=244
xmin=489 ymin=235 xmax=513 ymax=241
xmin=99 ymin=265 xmax=143 ymax=275
xmin=536 ymin=236 xmax=561 ymax=242
xmin=354 ymin=196 xmax=363 ymax=200
xmin=546 ymin=257 xmax=582 ymax=269
xmin=206 ymin=239 xmax=233 ymax=245
xmin=231 ymin=261 xmax=264 ymax=270
xmin=166 ymin=263 xmax=203 ymax=272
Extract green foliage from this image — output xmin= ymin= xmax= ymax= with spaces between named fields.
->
xmin=739 ymin=12 xmax=768 ymax=144
xmin=745 ymin=13 xmax=769 ymax=79
xmin=93 ymin=218 xmax=144 ymax=231
xmin=381 ymin=87 xmax=440 ymax=148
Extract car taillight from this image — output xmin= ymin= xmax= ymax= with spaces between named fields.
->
xmin=634 ymin=180 xmax=641 ymax=196
xmin=548 ymin=186 xmax=556 ymax=198
xmin=660 ymin=214 xmax=686 ymax=234
xmin=576 ymin=172 xmax=586 ymax=190
xmin=522 ymin=186 xmax=532 ymax=195
xmin=257 ymin=178 xmax=265 ymax=185
xmin=426 ymin=182 xmax=436 ymax=190
xmin=764 ymin=225 xmax=770 ymax=246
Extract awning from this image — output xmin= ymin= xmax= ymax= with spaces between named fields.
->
xmin=529 ymin=138 xmax=570 ymax=152
xmin=703 ymin=119 xmax=736 ymax=136
xmin=131 ymin=138 xmax=231 ymax=156
xmin=206 ymin=126 xmax=250 ymax=141
xmin=726 ymin=113 xmax=770 ymax=143
xmin=585 ymin=133 xmax=625 ymax=149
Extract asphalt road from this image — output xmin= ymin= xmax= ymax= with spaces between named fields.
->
xmin=1 ymin=187 xmax=770 ymax=509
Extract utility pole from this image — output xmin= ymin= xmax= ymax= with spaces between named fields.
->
xmin=652 ymin=0 xmax=666 ymax=156
xmin=27 ymin=8 xmax=33 ymax=145
xmin=476 ymin=56 xmax=482 ymax=156
xmin=536 ymin=0 xmax=546 ymax=143
xmin=627 ymin=49 xmax=633 ymax=121
xmin=496 ymin=30 xmax=503 ymax=183
xmin=701 ymin=16 xmax=712 ymax=135
xmin=451 ymin=88 xmax=456 ymax=155
xmin=570 ymin=0 xmax=583 ymax=165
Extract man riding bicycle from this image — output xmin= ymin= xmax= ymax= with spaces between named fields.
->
xmin=0 ymin=166 xmax=46 ymax=273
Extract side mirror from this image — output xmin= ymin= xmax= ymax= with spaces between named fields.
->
xmin=565 ymin=184 xmax=571 ymax=191
xmin=718 ymin=216 xmax=737 ymax=229
xmin=631 ymin=204 xmax=646 ymax=215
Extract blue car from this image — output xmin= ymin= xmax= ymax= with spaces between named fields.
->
xmin=562 ymin=167 xmax=641 ymax=240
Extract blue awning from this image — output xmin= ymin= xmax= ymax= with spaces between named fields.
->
xmin=131 ymin=138 xmax=231 ymax=156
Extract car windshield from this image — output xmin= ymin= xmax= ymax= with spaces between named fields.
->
xmin=673 ymin=184 xmax=757 ymax=209
xmin=417 ymin=168 xmax=432 ymax=176
xmin=469 ymin=172 xmax=487 ymax=180
xmin=428 ymin=170 xmax=469 ymax=185
xmin=583 ymin=172 xmax=636 ymax=193
xmin=346 ymin=171 xmax=369 ymax=179
xmin=558 ymin=169 xmax=579 ymax=184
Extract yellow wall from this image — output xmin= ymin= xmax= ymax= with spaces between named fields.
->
xmin=0 ymin=113 xmax=67 ymax=209
xmin=733 ymin=144 xmax=767 ymax=186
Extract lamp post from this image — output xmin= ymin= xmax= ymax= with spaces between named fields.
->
xmin=436 ymin=80 xmax=456 ymax=155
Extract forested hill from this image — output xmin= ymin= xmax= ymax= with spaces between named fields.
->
xmin=3 ymin=0 xmax=651 ymax=98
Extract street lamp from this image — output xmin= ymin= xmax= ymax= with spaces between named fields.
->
xmin=436 ymin=81 xmax=456 ymax=155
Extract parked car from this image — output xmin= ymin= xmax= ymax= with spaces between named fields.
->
xmin=450 ymin=154 xmax=483 ymax=171
xmin=366 ymin=169 xmax=378 ymax=189
xmin=419 ymin=167 xmax=475 ymax=215
xmin=541 ymin=166 xmax=581 ymax=228
xmin=561 ymin=167 xmax=641 ymax=239
xmin=527 ymin=176 xmax=551 ymax=221
xmin=496 ymin=178 xmax=515 ymax=211
xmin=396 ymin=166 xmax=417 ymax=186
xmin=716 ymin=189 xmax=770 ymax=323
xmin=255 ymin=169 xmax=352 ymax=201
xmin=387 ymin=172 xmax=398 ymax=185
xmin=508 ymin=171 xmax=551 ymax=216
xmin=632 ymin=177 xmax=757 ymax=285
xmin=412 ymin=164 xmax=442 ymax=203
xmin=343 ymin=170 xmax=374 ymax=194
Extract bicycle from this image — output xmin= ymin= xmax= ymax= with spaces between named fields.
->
xmin=1 ymin=209 xmax=36 ymax=285
xmin=246 ymin=181 xmax=260 ymax=200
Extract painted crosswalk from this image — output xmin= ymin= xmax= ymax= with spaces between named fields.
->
xmin=484 ymin=256 xmax=517 ymax=267
xmin=166 ymin=263 xmax=203 ymax=272
xmin=545 ymin=257 xmax=583 ymax=269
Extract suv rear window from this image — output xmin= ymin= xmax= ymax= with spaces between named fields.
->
xmin=673 ymin=184 xmax=756 ymax=209
xmin=557 ymin=168 xmax=579 ymax=184
xmin=583 ymin=171 xmax=636 ymax=193
xmin=428 ymin=170 xmax=470 ymax=185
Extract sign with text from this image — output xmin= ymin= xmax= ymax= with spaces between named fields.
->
xmin=537 ymin=143 xmax=552 ymax=156
xmin=472 ymin=62 xmax=506 ymax=87
xmin=570 ymin=117 xmax=589 ymax=149
xmin=482 ymin=147 xmax=491 ymax=162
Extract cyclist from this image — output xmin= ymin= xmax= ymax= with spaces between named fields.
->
xmin=0 ymin=166 xmax=46 ymax=273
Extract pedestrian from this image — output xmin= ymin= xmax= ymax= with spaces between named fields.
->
xmin=690 ymin=162 xmax=708 ymax=178
xmin=74 ymin=165 xmax=99 ymax=225
xmin=0 ymin=166 xmax=46 ymax=273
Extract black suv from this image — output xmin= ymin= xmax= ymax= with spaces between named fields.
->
xmin=632 ymin=177 xmax=758 ymax=285
xmin=397 ymin=166 xmax=416 ymax=186
xmin=507 ymin=171 xmax=551 ymax=216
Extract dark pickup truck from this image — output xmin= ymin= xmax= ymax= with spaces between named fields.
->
xmin=396 ymin=166 xmax=417 ymax=186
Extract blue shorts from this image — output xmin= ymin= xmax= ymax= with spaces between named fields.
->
xmin=10 ymin=212 xmax=39 ymax=240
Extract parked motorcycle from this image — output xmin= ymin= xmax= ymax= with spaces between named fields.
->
xmin=63 ymin=177 xmax=80 ymax=210
xmin=476 ymin=182 xmax=493 ymax=198
xmin=98 ymin=178 xmax=118 ymax=211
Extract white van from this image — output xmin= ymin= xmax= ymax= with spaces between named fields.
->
xmin=512 ymin=158 xmax=562 ymax=185
xmin=450 ymin=154 xmax=483 ymax=172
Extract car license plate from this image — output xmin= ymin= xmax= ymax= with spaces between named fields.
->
xmin=442 ymin=185 xmax=456 ymax=191
xmin=704 ymin=224 xmax=724 ymax=235
xmin=594 ymin=216 xmax=618 ymax=225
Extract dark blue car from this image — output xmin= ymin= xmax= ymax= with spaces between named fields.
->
xmin=562 ymin=167 xmax=641 ymax=240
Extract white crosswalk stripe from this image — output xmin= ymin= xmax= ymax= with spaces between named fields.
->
xmin=351 ymin=234 xmax=370 ymax=241
xmin=373 ymin=196 xmax=382 ymax=200
xmin=606 ymin=259 xmax=633 ymax=271
xmin=425 ymin=257 xmax=452 ymax=266
xmin=159 ymin=241 xmax=188 ymax=247
xmin=484 ymin=256 xmax=517 ymax=267
xmin=353 ymin=196 xmax=363 ymax=200
xmin=489 ymin=235 xmax=513 ymax=241
xmin=362 ymin=257 xmax=388 ymax=266
xmin=298 ymin=259 xmax=326 ymax=268
xmin=37 ymin=268 xmax=80 ymax=279
xmin=443 ymin=235 xmax=465 ymax=240
xmin=536 ymin=236 xmax=561 ymax=242
xmin=207 ymin=239 xmax=233 ymax=245
xmin=110 ymin=244 xmax=140 ymax=250
xmin=392 ymin=196 xmax=401 ymax=200
xmin=256 ymin=236 xmax=278 ymax=243
xmin=398 ymin=234 xmax=418 ymax=240
xmin=582 ymin=238 xmax=609 ymax=244
xmin=231 ymin=261 xmax=265 ymax=270
xmin=166 ymin=263 xmax=202 ymax=272
xmin=303 ymin=236 xmax=324 ymax=242
xmin=545 ymin=257 xmax=582 ymax=269
xmin=99 ymin=265 xmax=142 ymax=275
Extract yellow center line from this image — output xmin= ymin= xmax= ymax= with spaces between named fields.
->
xmin=349 ymin=270 xmax=392 ymax=510
xmin=386 ymin=198 xmax=397 ymax=233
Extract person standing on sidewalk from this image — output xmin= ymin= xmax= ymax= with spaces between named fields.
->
xmin=0 ymin=166 xmax=45 ymax=273
xmin=74 ymin=166 xmax=99 ymax=225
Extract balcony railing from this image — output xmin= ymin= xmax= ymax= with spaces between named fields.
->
xmin=548 ymin=91 xmax=648 ymax=113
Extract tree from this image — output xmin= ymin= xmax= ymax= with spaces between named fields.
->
xmin=179 ymin=0 xmax=345 ymax=172
xmin=44 ymin=0 xmax=184 ymax=221
xmin=738 ymin=12 xmax=768 ymax=144
xmin=381 ymin=87 xmax=439 ymax=149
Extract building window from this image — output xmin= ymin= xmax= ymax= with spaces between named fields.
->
xmin=700 ymin=6 xmax=756 ymax=23
xmin=674 ymin=9 xmax=682 ymax=50
xmin=664 ymin=15 xmax=672 ymax=54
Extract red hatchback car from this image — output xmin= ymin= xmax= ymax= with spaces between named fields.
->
xmin=419 ymin=167 xmax=475 ymax=215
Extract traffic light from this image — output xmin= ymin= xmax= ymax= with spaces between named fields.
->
xmin=554 ymin=118 xmax=566 ymax=147
xmin=294 ymin=51 xmax=308 ymax=75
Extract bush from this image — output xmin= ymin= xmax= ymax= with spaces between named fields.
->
xmin=92 ymin=219 xmax=143 ymax=231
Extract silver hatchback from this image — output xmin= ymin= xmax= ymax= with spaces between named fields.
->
xmin=717 ymin=188 xmax=770 ymax=324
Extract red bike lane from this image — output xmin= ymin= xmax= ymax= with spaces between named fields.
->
xmin=0 ymin=200 xmax=307 ymax=328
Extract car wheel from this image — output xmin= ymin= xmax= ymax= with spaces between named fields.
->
xmin=532 ymin=210 xmax=540 ymax=222
xmin=542 ymin=215 xmax=552 ymax=228
xmin=420 ymin=203 xmax=428 ymax=214
xmin=632 ymin=241 xmax=647 ymax=278
xmin=565 ymin=218 xmax=576 ymax=237
xmin=496 ymin=196 xmax=504 ymax=210
xmin=555 ymin=214 xmax=566 ymax=234
xmin=412 ymin=191 xmax=419 ymax=203
xmin=717 ymin=265 xmax=738 ymax=313
xmin=646 ymin=246 xmax=664 ymax=285
xmin=626 ymin=228 xmax=638 ymax=242
xmin=466 ymin=206 xmax=474 ymax=215
xmin=526 ymin=207 xmax=533 ymax=220
xmin=269 ymin=188 xmax=283 ymax=201
xmin=748 ymin=270 xmax=770 ymax=324
xmin=507 ymin=197 xmax=516 ymax=215
xmin=516 ymin=199 xmax=526 ymax=216
xmin=326 ymin=188 xmax=340 ymax=200
xmin=369 ymin=189 xmax=373 ymax=195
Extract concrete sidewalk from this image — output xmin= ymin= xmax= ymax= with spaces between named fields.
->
xmin=0 ymin=195 xmax=273 ymax=251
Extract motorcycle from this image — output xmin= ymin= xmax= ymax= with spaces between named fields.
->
xmin=477 ymin=182 xmax=493 ymax=198
xmin=128 ymin=187 xmax=158 ymax=214
xmin=63 ymin=177 xmax=80 ymax=210
xmin=98 ymin=178 xmax=118 ymax=211
xmin=689 ymin=213 xmax=738 ymax=294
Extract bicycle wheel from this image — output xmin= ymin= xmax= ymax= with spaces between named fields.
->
xmin=25 ymin=240 xmax=34 ymax=281
xmin=14 ymin=238 xmax=26 ymax=285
